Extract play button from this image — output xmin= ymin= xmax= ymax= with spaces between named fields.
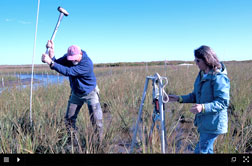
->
xmin=17 ymin=157 xmax=20 ymax=162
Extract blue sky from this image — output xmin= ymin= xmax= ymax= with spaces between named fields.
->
xmin=0 ymin=0 xmax=251 ymax=65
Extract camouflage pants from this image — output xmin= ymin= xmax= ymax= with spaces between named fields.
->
xmin=65 ymin=88 xmax=103 ymax=143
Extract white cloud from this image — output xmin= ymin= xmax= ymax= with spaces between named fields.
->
xmin=4 ymin=18 xmax=31 ymax=24
xmin=5 ymin=18 xmax=13 ymax=22
xmin=18 ymin=20 xmax=32 ymax=24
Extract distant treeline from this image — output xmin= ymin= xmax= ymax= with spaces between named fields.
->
xmin=0 ymin=60 xmax=251 ymax=69
xmin=94 ymin=61 xmax=194 ymax=67
xmin=93 ymin=60 xmax=252 ymax=67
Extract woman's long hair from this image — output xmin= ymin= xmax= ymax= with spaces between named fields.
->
xmin=194 ymin=45 xmax=221 ymax=71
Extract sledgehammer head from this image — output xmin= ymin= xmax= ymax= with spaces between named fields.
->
xmin=58 ymin=6 xmax=69 ymax=16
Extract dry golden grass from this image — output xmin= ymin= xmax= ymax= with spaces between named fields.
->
xmin=0 ymin=61 xmax=251 ymax=153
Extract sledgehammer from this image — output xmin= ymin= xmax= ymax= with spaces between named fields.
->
xmin=45 ymin=6 xmax=69 ymax=54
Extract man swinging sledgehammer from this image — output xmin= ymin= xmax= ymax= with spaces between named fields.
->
xmin=42 ymin=40 xmax=103 ymax=148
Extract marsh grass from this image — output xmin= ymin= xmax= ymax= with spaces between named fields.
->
xmin=0 ymin=61 xmax=251 ymax=153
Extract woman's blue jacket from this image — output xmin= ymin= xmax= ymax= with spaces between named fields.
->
xmin=181 ymin=63 xmax=230 ymax=134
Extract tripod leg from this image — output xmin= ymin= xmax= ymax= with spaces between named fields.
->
xmin=159 ymin=84 xmax=166 ymax=153
xmin=163 ymin=103 xmax=168 ymax=148
xmin=148 ymin=98 xmax=159 ymax=144
xmin=148 ymin=108 xmax=156 ymax=145
xmin=130 ymin=78 xmax=149 ymax=153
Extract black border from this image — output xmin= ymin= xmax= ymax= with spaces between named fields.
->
xmin=0 ymin=154 xmax=251 ymax=166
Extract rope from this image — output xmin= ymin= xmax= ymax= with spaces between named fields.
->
xmin=160 ymin=77 xmax=169 ymax=103
xmin=29 ymin=0 xmax=40 ymax=126
xmin=154 ymin=73 xmax=169 ymax=103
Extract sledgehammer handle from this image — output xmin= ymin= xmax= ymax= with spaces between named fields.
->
xmin=45 ymin=7 xmax=69 ymax=54
xmin=45 ymin=13 xmax=64 ymax=54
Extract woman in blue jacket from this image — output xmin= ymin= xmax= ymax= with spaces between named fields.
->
xmin=169 ymin=45 xmax=230 ymax=154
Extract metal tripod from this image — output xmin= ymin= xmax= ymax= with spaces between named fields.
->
xmin=130 ymin=73 xmax=168 ymax=153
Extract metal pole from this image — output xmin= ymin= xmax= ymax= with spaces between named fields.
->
xmin=29 ymin=0 xmax=40 ymax=127
xmin=159 ymin=79 xmax=166 ymax=153
xmin=130 ymin=77 xmax=149 ymax=153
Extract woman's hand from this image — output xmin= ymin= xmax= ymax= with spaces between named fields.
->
xmin=190 ymin=104 xmax=203 ymax=114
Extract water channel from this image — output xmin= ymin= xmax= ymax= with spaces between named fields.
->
xmin=0 ymin=74 xmax=68 ymax=93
